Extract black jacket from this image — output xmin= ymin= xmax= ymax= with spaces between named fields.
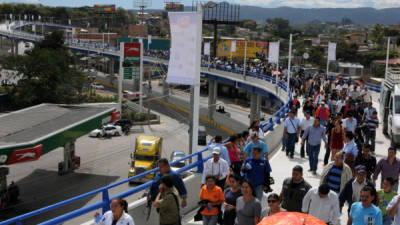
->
xmin=281 ymin=178 xmax=312 ymax=212
xmin=339 ymin=177 xmax=375 ymax=208
xmin=355 ymin=155 xmax=377 ymax=179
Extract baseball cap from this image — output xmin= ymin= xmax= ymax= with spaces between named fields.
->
xmin=355 ymin=165 xmax=367 ymax=173
xmin=212 ymin=147 xmax=221 ymax=155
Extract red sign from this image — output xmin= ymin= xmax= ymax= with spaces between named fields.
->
xmin=124 ymin=43 xmax=141 ymax=57
xmin=111 ymin=111 xmax=121 ymax=122
xmin=6 ymin=144 xmax=43 ymax=165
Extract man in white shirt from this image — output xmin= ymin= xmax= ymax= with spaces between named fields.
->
xmin=300 ymin=111 xmax=314 ymax=158
xmin=201 ymin=147 xmax=229 ymax=189
xmin=387 ymin=193 xmax=400 ymax=225
xmin=302 ymin=184 xmax=340 ymax=225
xmin=362 ymin=86 xmax=372 ymax=103
xmin=336 ymin=98 xmax=346 ymax=114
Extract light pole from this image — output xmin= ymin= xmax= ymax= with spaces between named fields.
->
xmin=287 ymin=33 xmax=299 ymax=92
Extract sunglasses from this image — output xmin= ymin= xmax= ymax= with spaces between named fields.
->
xmin=268 ymin=200 xmax=278 ymax=203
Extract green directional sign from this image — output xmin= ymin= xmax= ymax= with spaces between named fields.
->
xmin=124 ymin=67 xmax=132 ymax=79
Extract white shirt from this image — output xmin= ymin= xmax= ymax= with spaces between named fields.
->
xmin=336 ymin=84 xmax=343 ymax=91
xmin=387 ymin=194 xmax=400 ymax=225
xmin=352 ymin=179 xmax=367 ymax=202
xmin=300 ymin=117 xmax=315 ymax=131
xmin=98 ymin=211 xmax=135 ymax=225
xmin=336 ymin=101 xmax=346 ymax=113
xmin=362 ymin=90 xmax=372 ymax=103
xmin=201 ymin=157 xmax=229 ymax=184
xmin=302 ymin=188 xmax=340 ymax=225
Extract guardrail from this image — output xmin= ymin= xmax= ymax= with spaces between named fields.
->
xmin=0 ymin=148 xmax=211 ymax=225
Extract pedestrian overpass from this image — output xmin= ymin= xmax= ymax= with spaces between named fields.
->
xmin=0 ymin=21 xmax=383 ymax=225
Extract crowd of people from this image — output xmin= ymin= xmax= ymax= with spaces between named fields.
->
xmin=91 ymin=52 xmax=400 ymax=225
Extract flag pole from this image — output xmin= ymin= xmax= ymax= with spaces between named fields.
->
xmin=385 ymin=37 xmax=391 ymax=81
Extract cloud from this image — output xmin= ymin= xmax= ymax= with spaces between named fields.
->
xmin=1 ymin=0 xmax=40 ymax=3
xmin=234 ymin=0 xmax=400 ymax=8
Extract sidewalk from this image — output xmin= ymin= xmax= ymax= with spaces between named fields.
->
xmin=183 ymin=93 xmax=389 ymax=225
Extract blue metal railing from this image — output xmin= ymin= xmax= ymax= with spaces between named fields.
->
xmin=2 ymin=56 xmax=292 ymax=225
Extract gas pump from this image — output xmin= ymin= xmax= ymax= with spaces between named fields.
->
xmin=0 ymin=167 xmax=19 ymax=209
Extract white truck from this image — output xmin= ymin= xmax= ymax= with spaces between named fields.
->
xmin=380 ymin=68 xmax=400 ymax=146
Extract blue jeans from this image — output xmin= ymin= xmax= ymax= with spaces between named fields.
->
xmin=254 ymin=184 xmax=264 ymax=201
xmin=382 ymin=215 xmax=392 ymax=225
xmin=307 ymin=143 xmax=321 ymax=171
xmin=203 ymin=215 xmax=218 ymax=225
xmin=286 ymin=133 xmax=297 ymax=156
xmin=320 ymin=118 xmax=328 ymax=127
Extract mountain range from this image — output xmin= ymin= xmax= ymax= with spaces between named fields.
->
xmin=145 ymin=6 xmax=400 ymax=26
xmin=238 ymin=6 xmax=400 ymax=25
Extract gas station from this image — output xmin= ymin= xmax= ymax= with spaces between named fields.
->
xmin=0 ymin=103 xmax=118 ymax=208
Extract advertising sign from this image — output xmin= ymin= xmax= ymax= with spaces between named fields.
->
xmin=94 ymin=4 xmax=116 ymax=13
xmin=6 ymin=144 xmax=43 ymax=165
xmin=167 ymin=12 xmax=200 ymax=85
xmin=123 ymin=42 xmax=141 ymax=79
xmin=217 ymin=40 xmax=268 ymax=58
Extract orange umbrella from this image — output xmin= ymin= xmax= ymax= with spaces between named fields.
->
xmin=258 ymin=212 xmax=327 ymax=225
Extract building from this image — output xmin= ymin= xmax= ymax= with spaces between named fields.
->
xmin=338 ymin=62 xmax=364 ymax=76
xmin=122 ymin=24 xmax=148 ymax=37
xmin=345 ymin=33 xmax=367 ymax=45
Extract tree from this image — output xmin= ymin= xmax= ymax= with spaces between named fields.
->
xmin=241 ymin=19 xmax=257 ymax=31
xmin=336 ymin=41 xmax=359 ymax=62
xmin=265 ymin=18 xmax=291 ymax=38
xmin=369 ymin=24 xmax=385 ymax=48
xmin=3 ymin=31 xmax=85 ymax=108
xmin=308 ymin=46 xmax=325 ymax=68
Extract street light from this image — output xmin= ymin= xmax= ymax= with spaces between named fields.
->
xmin=287 ymin=33 xmax=300 ymax=92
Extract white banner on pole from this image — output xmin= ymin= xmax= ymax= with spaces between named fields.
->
xmin=9 ymin=14 xmax=12 ymax=20
xmin=68 ymin=19 xmax=71 ymax=25
xmin=87 ymin=22 xmax=90 ymax=28
xmin=38 ymin=15 xmax=41 ymax=21
xmin=31 ymin=15 xmax=34 ymax=20
xmin=32 ymin=24 xmax=36 ymax=32
xmin=231 ymin=40 xmax=236 ymax=52
xmin=328 ymin=42 xmax=337 ymax=61
xmin=72 ymin=28 xmax=76 ymax=35
xmin=268 ymin=41 xmax=280 ymax=63
xmin=24 ymin=15 xmax=27 ymax=20
xmin=148 ymin=35 xmax=152 ymax=44
xmin=204 ymin=42 xmax=210 ymax=56
xmin=166 ymin=12 xmax=199 ymax=85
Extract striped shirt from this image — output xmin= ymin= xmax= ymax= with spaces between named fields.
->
xmin=367 ymin=117 xmax=379 ymax=132
xmin=326 ymin=165 xmax=343 ymax=193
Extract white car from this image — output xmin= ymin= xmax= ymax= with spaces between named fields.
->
xmin=89 ymin=124 xmax=122 ymax=137
xmin=123 ymin=90 xmax=147 ymax=101
xmin=91 ymin=82 xmax=104 ymax=90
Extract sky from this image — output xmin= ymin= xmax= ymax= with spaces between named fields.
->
xmin=1 ymin=0 xmax=400 ymax=9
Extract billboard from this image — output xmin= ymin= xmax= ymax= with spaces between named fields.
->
xmin=123 ymin=43 xmax=141 ymax=79
xmin=94 ymin=5 xmax=116 ymax=13
xmin=217 ymin=40 xmax=268 ymax=59
xmin=165 ymin=2 xmax=184 ymax=11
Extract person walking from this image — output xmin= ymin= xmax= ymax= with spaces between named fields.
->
xmin=366 ymin=111 xmax=379 ymax=152
xmin=208 ymin=135 xmax=231 ymax=166
xmin=223 ymin=174 xmax=242 ymax=225
xmin=280 ymin=165 xmax=312 ymax=212
xmin=302 ymin=184 xmax=340 ymax=225
xmin=283 ymin=109 xmax=301 ymax=159
xmin=373 ymin=147 xmax=400 ymax=192
xmin=241 ymin=147 xmax=272 ymax=200
xmin=235 ymin=179 xmax=261 ymax=225
xmin=339 ymin=165 xmax=376 ymax=214
xmin=320 ymin=152 xmax=353 ymax=194
xmin=300 ymin=111 xmax=314 ymax=158
xmin=153 ymin=175 xmax=181 ymax=225
xmin=243 ymin=133 xmax=268 ymax=159
xmin=348 ymin=186 xmax=382 ymax=225
xmin=342 ymin=131 xmax=359 ymax=175
xmin=199 ymin=175 xmax=225 ymax=225
xmin=94 ymin=198 xmax=135 ymax=225
xmin=343 ymin=112 xmax=357 ymax=134
xmin=330 ymin=119 xmax=344 ymax=162
xmin=262 ymin=193 xmax=286 ymax=218
xmin=315 ymin=101 xmax=330 ymax=127
xmin=148 ymin=158 xmax=187 ymax=208
xmin=202 ymin=147 xmax=230 ymax=189
xmin=377 ymin=177 xmax=396 ymax=225
xmin=355 ymin=144 xmax=377 ymax=180
xmin=301 ymin=117 xmax=328 ymax=175
xmin=224 ymin=134 xmax=242 ymax=176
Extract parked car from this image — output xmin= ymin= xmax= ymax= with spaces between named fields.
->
xmin=198 ymin=126 xmax=207 ymax=145
xmin=89 ymin=124 xmax=122 ymax=137
xmin=90 ymin=82 xmax=104 ymax=90
xmin=123 ymin=90 xmax=147 ymax=101
xmin=113 ymin=119 xmax=132 ymax=134
xmin=170 ymin=151 xmax=186 ymax=168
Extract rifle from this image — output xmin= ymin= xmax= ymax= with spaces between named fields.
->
xmin=146 ymin=198 xmax=152 ymax=221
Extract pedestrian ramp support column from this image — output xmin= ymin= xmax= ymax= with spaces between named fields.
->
xmin=162 ymin=79 xmax=169 ymax=98
xmin=256 ymin=94 xmax=262 ymax=120
xmin=249 ymin=92 xmax=259 ymax=124
xmin=208 ymin=79 xmax=218 ymax=120
xmin=108 ymin=58 xmax=114 ymax=75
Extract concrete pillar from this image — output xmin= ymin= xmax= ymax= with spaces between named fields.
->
xmin=256 ymin=94 xmax=262 ymax=120
xmin=162 ymin=78 xmax=169 ymax=98
xmin=249 ymin=92 xmax=258 ymax=124
xmin=208 ymin=79 xmax=218 ymax=120
xmin=108 ymin=58 xmax=114 ymax=75
xmin=59 ymin=141 xmax=76 ymax=175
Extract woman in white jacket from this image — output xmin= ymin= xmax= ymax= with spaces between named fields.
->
xmin=94 ymin=198 xmax=135 ymax=225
